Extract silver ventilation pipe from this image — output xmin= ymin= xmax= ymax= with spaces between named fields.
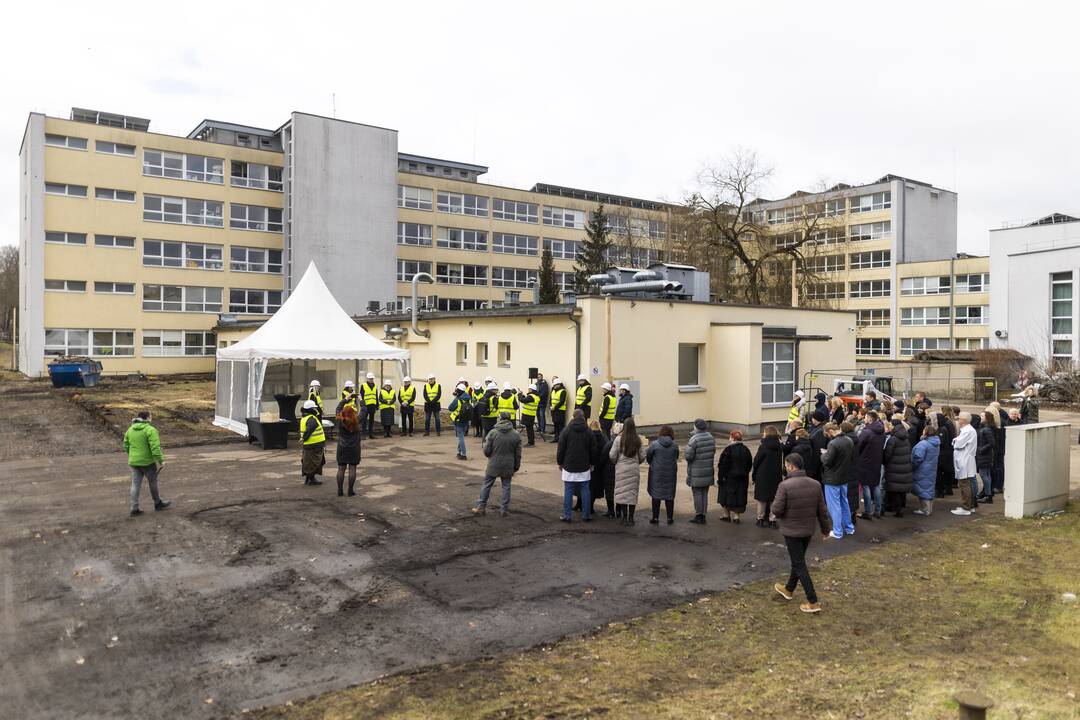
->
xmin=600 ymin=280 xmax=684 ymax=295
xmin=411 ymin=272 xmax=434 ymax=337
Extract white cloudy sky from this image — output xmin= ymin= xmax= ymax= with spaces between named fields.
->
xmin=4 ymin=1 xmax=1078 ymax=252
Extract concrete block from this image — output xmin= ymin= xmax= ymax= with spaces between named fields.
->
xmin=1004 ymin=422 xmax=1071 ymax=519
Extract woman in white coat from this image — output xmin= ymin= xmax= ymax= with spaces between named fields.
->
xmin=951 ymin=411 xmax=979 ymax=516
xmin=609 ymin=419 xmax=646 ymax=526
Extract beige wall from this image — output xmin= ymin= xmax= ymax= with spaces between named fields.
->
xmin=347 ymin=297 xmax=856 ymax=430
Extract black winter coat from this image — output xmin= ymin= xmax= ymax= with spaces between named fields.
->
xmin=646 ymin=436 xmax=680 ymax=500
xmin=854 ymin=420 xmax=886 ymax=487
xmin=843 ymin=430 xmax=859 ymax=485
xmin=883 ymin=425 xmax=913 ymax=493
xmin=936 ymin=416 xmax=955 ymax=470
xmin=783 ymin=435 xmax=815 ymax=477
xmin=557 ymin=418 xmax=594 ymax=472
xmin=976 ymin=425 xmax=996 ymax=467
xmin=717 ymin=441 xmax=753 ymax=511
xmin=615 ymin=393 xmax=634 ymax=422
xmin=821 ymin=434 xmax=854 ymax=486
xmin=590 ymin=429 xmax=609 ymax=498
xmin=808 ymin=424 xmax=829 ymax=480
xmin=752 ymin=435 xmax=785 ymax=503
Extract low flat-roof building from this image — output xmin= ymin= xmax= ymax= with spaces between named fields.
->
xmin=218 ymin=295 xmax=856 ymax=433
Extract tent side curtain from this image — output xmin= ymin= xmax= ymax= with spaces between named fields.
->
xmin=212 ymin=359 xmax=252 ymax=435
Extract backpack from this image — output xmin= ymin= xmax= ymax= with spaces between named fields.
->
xmin=454 ymin=393 xmax=473 ymax=421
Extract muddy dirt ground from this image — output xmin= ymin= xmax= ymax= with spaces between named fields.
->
xmin=1 ymin=411 xmax=1000 ymax=720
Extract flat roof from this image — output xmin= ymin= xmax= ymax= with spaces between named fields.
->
xmin=398 ymin=152 xmax=489 ymax=175
xmin=187 ymin=119 xmax=278 ymax=139
xmin=530 ymin=183 xmax=674 ymax=211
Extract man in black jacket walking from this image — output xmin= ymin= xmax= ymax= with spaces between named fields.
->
xmin=772 ymin=453 xmax=832 ymax=613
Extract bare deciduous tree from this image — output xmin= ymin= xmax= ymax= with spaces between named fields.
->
xmin=0 ymin=246 xmax=17 ymax=342
xmin=675 ymin=150 xmax=848 ymax=306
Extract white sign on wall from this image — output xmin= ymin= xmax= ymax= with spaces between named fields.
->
xmin=591 ymin=366 xmax=601 ymax=376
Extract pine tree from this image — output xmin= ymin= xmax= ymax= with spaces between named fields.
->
xmin=537 ymin=247 xmax=560 ymax=304
xmin=575 ymin=204 xmax=612 ymax=293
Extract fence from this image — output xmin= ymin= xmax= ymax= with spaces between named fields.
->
xmin=801 ymin=367 xmax=999 ymax=407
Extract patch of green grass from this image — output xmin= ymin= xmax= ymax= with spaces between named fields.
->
xmin=254 ymin=508 xmax=1080 ymax=719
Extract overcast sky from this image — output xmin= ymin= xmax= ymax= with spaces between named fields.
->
xmin=5 ymin=1 xmax=1078 ymax=252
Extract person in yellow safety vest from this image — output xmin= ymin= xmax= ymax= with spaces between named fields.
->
xmin=398 ymin=376 xmax=417 ymax=436
xmin=598 ymin=382 xmax=617 ymax=438
xmin=517 ymin=383 xmax=540 ymax=446
xmin=471 ymin=380 xmax=486 ymax=438
xmin=575 ymin=374 xmax=593 ymax=420
xmin=307 ymin=380 xmax=324 ymax=419
xmin=480 ymin=382 xmax=500 ymax=436
xmin=378 ymin=382 xmax=397 ymax=438
xmin=423 ymin=373 xmax=443 ymax=436
xmin=360 ymin=372 xmax=379 ymax=439
xmin=299 ymin=399 xmax=326 ymax=486
xmin=448 ymin=382 xmax=472 ymax=460
xmin=786 ymin=389 xmax=806 ymax=433
xmin=497 ymin=382 xmax=520 ymax=427
xmin=337 ymin=380 xmax=358 ymax=414
xmin=549 ymin=377 xmax=568 ymax=442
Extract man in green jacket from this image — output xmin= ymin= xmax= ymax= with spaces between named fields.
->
xmin=123 ymin=411 xmax=170 ymax=516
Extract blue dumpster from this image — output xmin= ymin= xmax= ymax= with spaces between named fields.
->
xmin=48 ymin=358 xmax=104 ymax=388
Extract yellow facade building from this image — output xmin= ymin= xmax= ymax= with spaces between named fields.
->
xmin=19 ymin=108 xmax=672 ymax=376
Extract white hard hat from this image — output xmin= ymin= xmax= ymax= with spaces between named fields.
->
xmin=458 ymin=376 xmax=466 ymax=383
xmin=309 ymin=379 xmax=321 ymax=387
xmin=794 ymin=390 xmax=805 ymax=398
xmin=344 ymin=380 xmax=355 ymax=388
xmin=619 ymin=383 xmax=630 ymax=391
xmin=474 ymin=379 xmax=483 ymax=386
xmin=602 ymin=382 xmax=612 ymax=391
xmin=487 ymin=382 xmax=498 ymax=391
xmin=366 ymin=372 xmax=375 ymax=379
xmin=403 ymin=376 xmax=411 ymax=382
xmin=302 ymin=399 xmax=317 ymax=410
xmin=503 ymin=382 xmax=513 ymax=391
xmin=456 ymin=383 xmax=467 ymax=392
xmin=484 ymin=376 xmax=494 ymax=383
xmin=577 ymin=374 xmax=588 ymax=382
xmin=552 ymin=377 xmax=561 ymax=385
xmin=427 ymin=372 xmax=436 ymax=379
xmin=528 ymin=383 xmax=537 ymax=391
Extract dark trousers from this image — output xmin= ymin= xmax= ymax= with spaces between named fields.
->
xmin=551 ymin=410 xmax=566 ymax=440
xmin=599 ymin=417 xmax=614 ymax=439
xmin=580 ymin=406 xmax=591 ymax=420
xmin=992 ymin=456 xmax=1005 ymax=493
xmin=363 ymin=405 xmax=377 ymax=437
xmin=846 ymin=481 xmax=860 ymax=523
xmin=472 ymin=412 xmax=483 ymax=437
xmin=651 ymin=498 xmax=674 ymax=520
xmin=936 ymin=463 xmax=955 ymax=496
xmin=425 ymin=406 xmax=441 ymax=434
xmin=604 ymin=475 xmax=615 ymax=513
xmin=521 ymin=415 xmax=535 ymax=445
xmin=784 ymin=535 xmax=817 ymax=603
xmin=400 ymin=406 xmax=414 ymax=435
xmin=537 ymin=406 xmax=547 ymax=434
xmin=481 ymin=417 xmax=496 ymax=436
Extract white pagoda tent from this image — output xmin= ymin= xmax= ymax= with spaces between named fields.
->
xmin=214 ymin=261 xmax=409 ymax=434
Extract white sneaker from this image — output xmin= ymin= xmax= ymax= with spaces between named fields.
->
xmin=950 ymin=507 xmax=972 ymax=516
xmin=913 ymin=509 xmax=927 ymax=516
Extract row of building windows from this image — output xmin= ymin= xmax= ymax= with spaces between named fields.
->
xmin=395 ymin=260 xmax=578 ymax=290
xmin=900 ymin=273 xmax=990 ymax=296
xmin=806 ymin=250 xmax=893 ymax=274
xmin=397 ymin=223 xmax=662 ymax=265
xmin=45 ymin=233 xmax=283 ymax=274
xmin=46 ymin=134 xmax=282 ymax=191
xmin=46 ymin=185 xmax=283 ymax=233
xmin=855 ymin=337 xmax=990 ymax=357
xmin=45 ymin=280 xmax=282 ymax=315
xmin=397 ymin=185 xmax=668 ymax=238
xmin=899 ymin=306 xmax=988 ymax=326
xmin=745 ymin=191 xmax=892 ymax=225
xmin=44 ymin=328 xmax=217 ymax=358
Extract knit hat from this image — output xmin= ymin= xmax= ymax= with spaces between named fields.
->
xmin=813 ymin=407 xmax=829 ymax=422
xmin=694 ymin=418 xmax=707 ymax=431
